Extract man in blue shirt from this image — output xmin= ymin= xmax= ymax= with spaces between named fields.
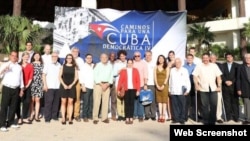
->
xmin=183 ymin=54 xmax=196 ymax=121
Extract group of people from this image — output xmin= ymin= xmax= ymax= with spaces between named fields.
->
xmin=183 ymin=48 xmax=250 ymax=125
xmin=0 ymin=42 xmax=250 ymax=132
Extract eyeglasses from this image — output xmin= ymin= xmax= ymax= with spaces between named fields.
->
xmin=134 ymin=55 xmax=140 ymax=57
xmin=52 ymin=56 xmax=58 ymax=57
xmin=66 ymin=58 xmax=73 ymax=59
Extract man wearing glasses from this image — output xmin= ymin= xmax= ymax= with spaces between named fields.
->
xmin=42 ymin=51 xmax=61 ymax=123
xmin=71 ymin=47 xmax=84 ymax=122
xmin=92 ymin=53 xmax=113 ymax=124
xmin=133 ymin=51 xmax=148 ymax=122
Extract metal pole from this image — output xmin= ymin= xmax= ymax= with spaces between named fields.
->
xmin=195 ymin=91 xmax=198 ymax=122
xmin=220 ymin=92 xmax=227 ymax=121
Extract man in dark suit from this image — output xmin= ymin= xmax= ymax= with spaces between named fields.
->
xmin=222 ymin=53 xmax=239 ymax=123
xmin=237 ymin=53 xmax=250 ymax=125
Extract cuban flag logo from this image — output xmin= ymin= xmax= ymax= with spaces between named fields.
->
xmin=89 ymin=22 xmax=120 ymax=39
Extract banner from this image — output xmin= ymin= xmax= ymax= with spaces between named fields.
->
xmin=53 ymin=7 xmax=187 ymax=63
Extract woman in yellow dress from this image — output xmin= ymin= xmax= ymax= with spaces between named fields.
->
xmin=154 ymin=55 xmax=170 ymax=123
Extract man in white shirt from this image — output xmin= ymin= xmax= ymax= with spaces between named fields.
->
xmin=169 ymin=58 xmax=191 ymax=124
xmin=192 ymin=53 xmax=222 ymax=125
xmin=71 ymin=47 xmax=84 ymax=122
xmin=42 ymin=51 xmax=61 ymax=123
xmin=143 ymin=51 xmax=156 ymax=120
xmin=0 ymin=51 xmax=24 ymax=132
xmin=189 ymin=47 xmax=202 ymax=65
xmin=40 ymin=44 xmax=52 ymax=118
xmin=42 ymin=44 xmax=52 ymax=66
xmin=79 ymin=54 xmax=95 ymax=122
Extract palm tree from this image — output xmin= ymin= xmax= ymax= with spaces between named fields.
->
xmin=241 ymin=18 xmax=250 ymax=62
xmin=187 ymin=23 xmax=215 ymax=52
xmin=0 ymin=15 xmax=45 ymax=53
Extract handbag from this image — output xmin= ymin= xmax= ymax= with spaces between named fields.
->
xmin=139 ymin=89 xmax=153 ymax=105
xmin=118 ymin=84 xmax=125 ymax=99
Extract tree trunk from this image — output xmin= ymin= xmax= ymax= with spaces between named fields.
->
xmin=240 ymin=38 xmax=247 ymax=63
xmin=239 ymin=0 xmax=246 ymax=17
xmin=13 ymin=0 xmax=22 ymax=16
xmin=196 ymin=39 xmax=202 ymax=53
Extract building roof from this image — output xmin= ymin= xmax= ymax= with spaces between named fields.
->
xmin=0 ymin=0 xmax=213 ymax=22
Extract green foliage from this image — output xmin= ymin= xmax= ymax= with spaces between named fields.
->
xmin=0 ymin=15 xmax=46 ymax=54
xmin=187 ymin=23 xmax=215 ymax=52
xmin=210 ymin=44 xmax=223 ymax=57
xmin=242 ymin=18 xmax=250 ymax=40
xmin=207 ymin=44 xmax=249 ymax=61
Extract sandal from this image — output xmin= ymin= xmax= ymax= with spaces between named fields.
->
xmin=158 ymin=115 xmax=163 ymax=122
xmin=161 ymin=115 xmax=165 ymax=123
xmin=158 ymin=118 xmax=161 ymax=122
xmin=23 ymin=119 xmax=32 ymax=124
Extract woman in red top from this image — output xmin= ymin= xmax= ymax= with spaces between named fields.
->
xmin=17 ymin=52 xmax=34 ymax=125
xmin=117 ymin=59 xmax=140 ymax=124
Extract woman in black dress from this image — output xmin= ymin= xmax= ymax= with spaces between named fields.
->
xmin=59 ymin=54 xmax=78 ymax=124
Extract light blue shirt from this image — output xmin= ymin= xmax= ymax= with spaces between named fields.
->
xmin=94 ymin=62 xmax=113 ymax=84
xmin=183 ymin=62 xmax=196 ymax=84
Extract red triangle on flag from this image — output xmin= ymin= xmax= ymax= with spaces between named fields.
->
xmin=89 ymin=24 xmax=107 ymax=39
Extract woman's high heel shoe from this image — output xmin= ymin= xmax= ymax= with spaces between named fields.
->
xmin=61 ymin=119 xmax=66 ymax=125
xmin=161 ymin=118 xmax=165 ymax=123
xmin=28 ymin=116 xmax=35 ymax=122
xmin=158 ymin=115 xmax=163 ymax=122
xmin=159 ymin=115 xmax=165 ymax=123
xmin=157 ymin=119 xmax=161 ymax=122
xmin=35 ymin=118 xmax=41 ymax=122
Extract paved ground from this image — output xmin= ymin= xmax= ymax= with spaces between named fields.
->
xmin=0 ymin=117 xmax=243 ymax=141
xmin=0 ymin=93 xmax=245 ymax=141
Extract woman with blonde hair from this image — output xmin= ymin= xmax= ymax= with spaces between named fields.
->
xmin=17 ymin=52 xmax=34 ymax=124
